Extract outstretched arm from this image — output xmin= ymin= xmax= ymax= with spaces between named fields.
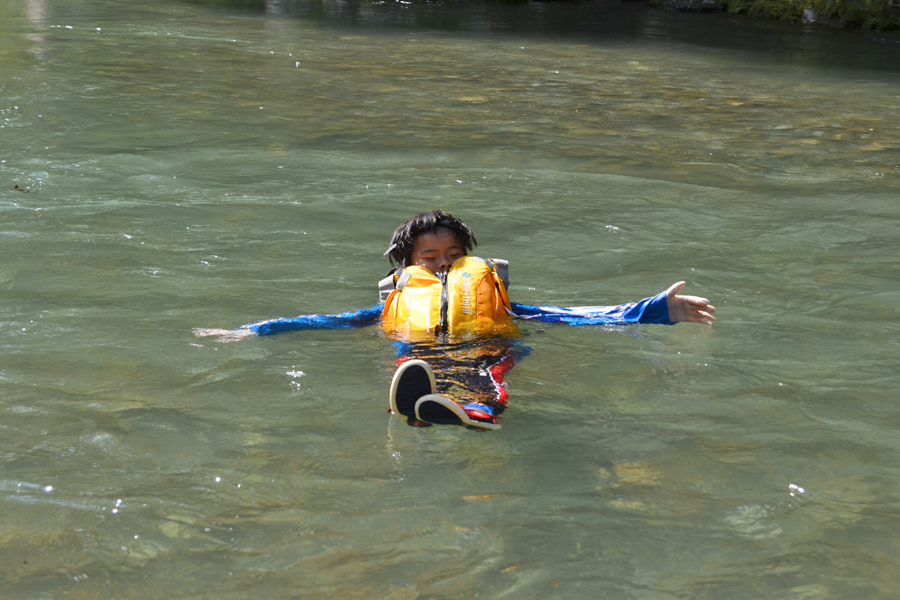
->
xmin=665 ymin=281 xmax=715 ymax=324
xmin=510 ymin=290 xmax=670 ymax=325
xmin=243 ymin=304 xmax=385 ymax=335
xmin=194 ymin=304 xmax=384 ymax=342
xmin=509 ymin=282 xmax=715 ymax=326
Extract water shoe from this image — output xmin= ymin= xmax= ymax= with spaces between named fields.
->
xmin=389 ymin=359 xmax=436 ymax=419
xmin=414 ymin=394 xmax=501 ymax=431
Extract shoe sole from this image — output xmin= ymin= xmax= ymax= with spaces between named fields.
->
xmin=415 ymin=394 xmax=501 ymax=431
xmin=389 ymin=359 xmax=436 ymax=418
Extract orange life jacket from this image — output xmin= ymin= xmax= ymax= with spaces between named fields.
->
xmin=380 ymin=256 xmax=517 ymax=339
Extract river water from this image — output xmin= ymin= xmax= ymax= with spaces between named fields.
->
xmin=2 ymin=0 xmax=900 ymax=597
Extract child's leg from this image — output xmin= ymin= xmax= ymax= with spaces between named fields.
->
xmin=403 ymin=338 xmax=517 ymax=419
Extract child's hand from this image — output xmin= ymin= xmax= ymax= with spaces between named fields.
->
xmin=666 ymin=281 xmax=716 ymax=324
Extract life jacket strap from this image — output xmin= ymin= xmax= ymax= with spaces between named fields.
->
xmin=395 ymin=269 xmax=411 ymax=291
xmin=490 ymin=258 xmax=509 ymax=291
xmin=378 ymin=268 xmax=412 ymax=302
xmin=378 ymin=273 xmax=395 ymax=302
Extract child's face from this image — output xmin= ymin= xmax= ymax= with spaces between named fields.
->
xmin=409 ymin=228 xmax=465 ymax=275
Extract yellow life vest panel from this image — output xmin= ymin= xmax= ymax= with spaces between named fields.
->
xmin=380 ymin=256 xmax=517 ymax=339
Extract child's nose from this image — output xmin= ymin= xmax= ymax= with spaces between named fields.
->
xmin=437 ymin=255 xmax=453 ymax=271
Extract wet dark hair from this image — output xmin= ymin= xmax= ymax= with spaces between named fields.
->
xmin=385 ymin=210 xmax=477 ymax=267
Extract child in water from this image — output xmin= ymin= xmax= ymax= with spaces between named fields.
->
xmin=197 ymin=209 xmax=715 ymax=431
xmin=379 ymin=210 xmax=714 ymax=430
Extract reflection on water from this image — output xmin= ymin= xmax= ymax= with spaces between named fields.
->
xmin=2 ymin=0 xmax=900 ymax=597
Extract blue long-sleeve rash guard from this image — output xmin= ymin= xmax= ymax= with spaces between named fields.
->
xmin=242 ymin=290 xmax=672 ymax=336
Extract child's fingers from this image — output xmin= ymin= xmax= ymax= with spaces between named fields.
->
xmin=681 ymin=306 xmax=715 ymax=323
xmin=697 ymin=310 xmax=716 ymax=323
xmin=692 ymin=299 xmax=714 ymax=312
xmin=666 ymin=281 xmax=686 ymax=298
xmin=685 ymin=295 xmax=711 ymax=306
xmin=678 ymin=294 xmax=715 ymax=311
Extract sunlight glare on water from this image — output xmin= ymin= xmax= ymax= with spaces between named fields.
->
xmin=1 ymin=0 xmax=900 ymax=597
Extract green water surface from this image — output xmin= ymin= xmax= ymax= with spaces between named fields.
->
xmin=2 ymin=1 xmax=900 ymax=598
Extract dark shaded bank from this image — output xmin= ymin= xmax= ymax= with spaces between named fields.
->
xmin=651 ymin=0 xmax=900 ymax=31
xmin=189 ymin=0 xmax=899 ymax=30
xmin=180 ymin=0 xmax=900 ymax=75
